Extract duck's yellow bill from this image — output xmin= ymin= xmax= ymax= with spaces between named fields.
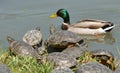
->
xmin=49 ymin=13 xmax=57 ymax=18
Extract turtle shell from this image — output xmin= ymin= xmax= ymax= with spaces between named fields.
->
xmin=46 ymin=52 xmax=77 ymax=68
xmin=91 ymin=49 xmax=115 ymax=70
xmin=7 ymin=36 xmax=41 ymax=59
xmin=52 ymin=66 xmax=74 ymax=73
xmin=23 ymin=27 xmax=42 ymax=48
xmin=62 ymin=47 xmax=88 ymax=59
xmin=91 ymin=49 xmax=114 ymax=58
xmin=45 ymin=30 xmax=85 ymax=49
xmin=75 ymin=62 xmax=113 ymax=73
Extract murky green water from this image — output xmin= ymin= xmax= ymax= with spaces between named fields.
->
xmin=0 ymin=0 xmax=120 ymax=59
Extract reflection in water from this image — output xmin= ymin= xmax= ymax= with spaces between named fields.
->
xmin=0 ymin=10 xmax=49 ymax=20
xmin=0 ymin=13 xmax=18 ymax=19
xmin=78 ymin=32 xmax=115 ymax=45
xmin=104 ymin=33 xmax=115 ymax=44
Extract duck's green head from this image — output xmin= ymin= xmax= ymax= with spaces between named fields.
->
xmin=50 ymin=9 xmax=70 ymax=24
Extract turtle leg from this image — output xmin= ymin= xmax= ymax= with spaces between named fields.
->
xmin=67 ymin=44 xmax=74 ymax=48
xmin=33 ymin=39 xmax=43 ymax=49
xmin=37 ymin=55 xmax=46 ymax=64
xmin=33 ymin=45 xmax=38 ymax=49
xmin=75 ymin=42 xmax=88 ymax=48
xmin=106 ymin=60 xmax=115 ymax=70
xmin=77 ymin=40 xmax=88 ymax=48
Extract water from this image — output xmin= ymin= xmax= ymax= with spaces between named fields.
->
xmin=0 ymin=0 xmax=120 ymax=59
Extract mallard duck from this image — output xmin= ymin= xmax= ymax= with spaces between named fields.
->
xmin=50 ymin=9 xmax=115 ymax=35
xmin=61 ymin=23 xmax=114 ymax=35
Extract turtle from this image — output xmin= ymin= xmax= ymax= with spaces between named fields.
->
xmin=62 ymin=47 xmax=88 ymax=59
xmin=44 ymin=25 xmax=87 ymax=50
xmin=7 ymin=36 xmax=41 ymax=60
xmin=46 ymin=52 xmax=77 ymax=68
xmin=23 ymin=26 xmax=42 ymax=49
xmin=51 ymin=66 xmax=74 ymax=73
xmin=75 ymin=62 xmax=113 ymax=73
xmin=0 ymin=63 xmax=12 ymax=73
xmin=91 ymin=49 xmax=115 ymax=70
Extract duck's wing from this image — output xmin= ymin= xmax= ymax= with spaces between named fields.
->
xmin=73 ymin=19 xmax=113 ymax=29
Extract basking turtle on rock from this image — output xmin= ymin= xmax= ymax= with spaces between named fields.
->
xmin=62 ymin=47 xmax=88 ymax=59
xmin=44 ymin=25 xmax=87 ymax=51
xmin=91 ymin=49 xmax=115 ymax=70
xmin=23 ymin=26 xmax=42 ymax=49
xmin=7 ymin=36 xmax=41 ymax=60
xmin=46 ymin=52 xmax=77 ymax=68
xmin=75 ymin=62 xmax=113 ymax=73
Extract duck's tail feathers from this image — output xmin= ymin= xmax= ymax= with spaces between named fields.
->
xmin=101 ymin=22 xmax=115 ymax=32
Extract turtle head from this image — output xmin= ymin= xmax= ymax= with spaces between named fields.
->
xmin=6 ymin=36 xmax=15 ymax=44
xmin=75 ymin=39 xmax=88 ymax=48
xmin=35 ymin=26 xmax=40 ymax=31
